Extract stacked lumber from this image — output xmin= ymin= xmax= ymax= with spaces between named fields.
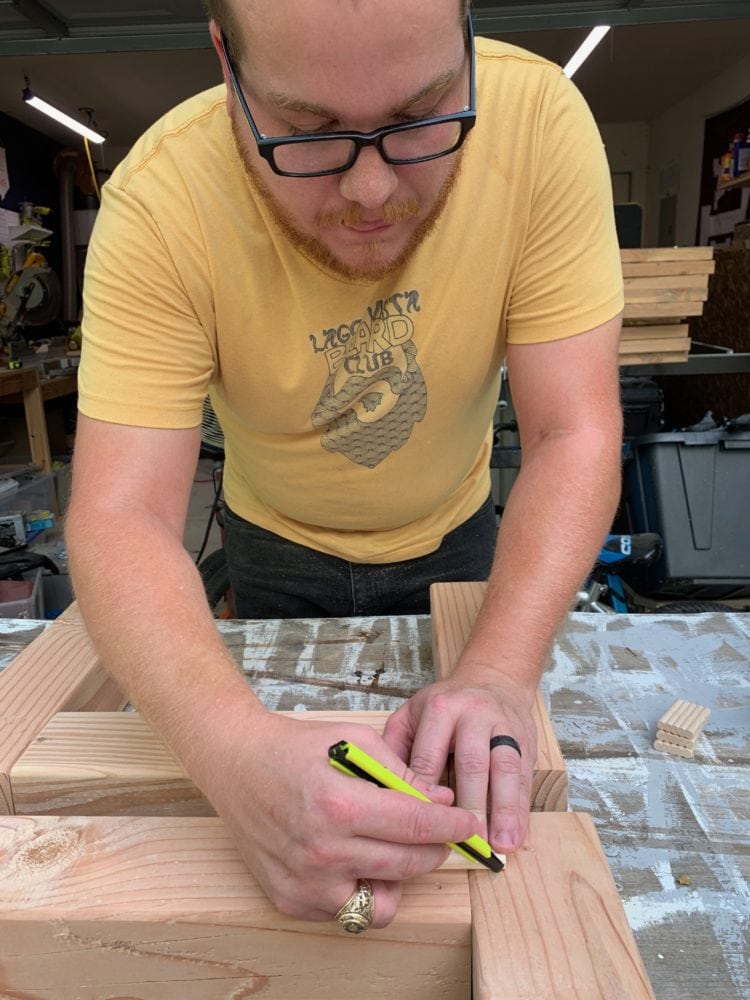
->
xmin=620 ymin=247 xmax=715 ymax=365
xmin=653 ymin=698 xmax=711 ymax=759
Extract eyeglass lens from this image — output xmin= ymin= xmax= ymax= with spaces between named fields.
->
xmin=273 ymin=119 xmax=465 ymax=174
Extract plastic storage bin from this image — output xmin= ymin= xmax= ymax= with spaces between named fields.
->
xmin=42 ymin=572 xmax=74 ymax=619
xmin=0 ymin=471 xmax=57 ymax=516
xmin=621 ymin=428 xmax=750 ymax=597
xmin=620 ymin=377 xmax=664 ymax=438
xmin=0 ymin=568 xmax=44 ymax=619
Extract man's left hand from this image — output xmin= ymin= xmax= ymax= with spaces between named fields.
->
xmin=383 ymin=669 xmax=537 ymax=854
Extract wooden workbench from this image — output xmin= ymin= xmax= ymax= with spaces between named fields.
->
xmin=0 ymin=609 xmax=747 ymax=999
xmin=0 ymin=367 xmax=77 ymax=472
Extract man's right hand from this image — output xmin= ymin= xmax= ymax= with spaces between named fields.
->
xmin=198 ymin=711 xmax=481 ymax=927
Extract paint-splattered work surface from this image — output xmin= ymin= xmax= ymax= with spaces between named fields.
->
xmin=193 ymin=611 xmax=750 ymax=1000
xmin=224 ymin=611 xmax=748 ymax=1000
xmin=217 ymin=614 xmax=436 ymax=711
xmin=0 ymin=611 xmax=747 ymax=998
xmin=546 ymin=612 xmax=749 ymax=1000
xmin=0 ymin=620 xmax=46 ymax=673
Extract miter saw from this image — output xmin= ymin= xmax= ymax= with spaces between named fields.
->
xmin=0 ymin=251 xmax=62 ymax=344
xmin=0 ymin=203 xmax=62 ymax=347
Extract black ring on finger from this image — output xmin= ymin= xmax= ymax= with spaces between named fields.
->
xmin=489 ymin=734 xmax=522 ymax=757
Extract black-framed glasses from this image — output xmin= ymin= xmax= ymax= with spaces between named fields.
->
xmin=220 ymin=16 xmax=476 ymax=178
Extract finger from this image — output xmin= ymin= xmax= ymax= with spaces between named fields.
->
xmin=487 ymin=742 xmax=524 ymax=852
xmin=406 ymin=702 xmax=457 ymax=786
xmin=452 ymin=718 xmax=492 ymax=831
xmin=327 ymin=879 xmax=402 ymax=932
xmin=346 ymin=838 xmax=451 ymax=882
xmin=420 ymin=782 xmax=455 ymax=806
xmin=266 ymin=841 xmax=442 ymax=922
xmin=382 ymin=702 xmax=416 ymax=762
xmin=342 ymin=784 xmax=479 ymax=847
xmin=368 ymin=878 xmax=402 ymax=929
xmin=355 ymin=733 xmax=454 ymax=805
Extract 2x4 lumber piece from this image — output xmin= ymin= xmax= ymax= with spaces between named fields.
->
xmin=621 ymin=260 xmax=715 ymax=278
xmin=0 ymin=813 xmax=473 ymax=1000
xmin=620 ymin=323 xmax=689 ymax=340
xmin=11 ymin=711 xmax=212 ymax=817
xmin=620 ymin=248 xmax=714 ymax=323
xmin=619 ymin=337 xmax=690 ymax=355
xmin=618 ymin=351 xmax=688 ymax=366
xmin=625 ymin=286 xmax=708 ymax=303
xmin=0 ymin=603 xmax=124 ymax=815
xmin=0 ymin=812 xmax=653 ymax=999
xmin=618 ymin=324 xmax=691 ymax=365
xmin=620 ymin=247 xmax=714 ymax=262
xmin=429 ymin=582 xmax=567 ymax=811
xmin=470 ymin=812 xmax=655 ymax=1000
xmin=623 ymin=300 xmax=705 ymax=319
xmin=11 ymin=709 xmax=392 ymax=817
xmin=623 ymin=273 xmax=710 ymax=290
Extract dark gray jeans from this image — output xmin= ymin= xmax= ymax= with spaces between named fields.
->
xmin=224 ymin=494 xmax=497 ymax=619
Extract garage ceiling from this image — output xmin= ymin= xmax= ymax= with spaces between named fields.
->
xmin=1 ymin=0 xmax=750 ymax=148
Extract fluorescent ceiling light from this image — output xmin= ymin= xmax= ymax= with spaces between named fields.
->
xmin=22 ymin=84 xmax=105 ymax=143
xmin=563 ymin=25 xmax=611 ymax=79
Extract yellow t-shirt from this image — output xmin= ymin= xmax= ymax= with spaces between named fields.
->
xmin=79 ymin=37 xmax=623 ymax=563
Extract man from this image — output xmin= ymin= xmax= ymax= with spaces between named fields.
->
xmin=67 ymin=0 xmax=623 ymax=931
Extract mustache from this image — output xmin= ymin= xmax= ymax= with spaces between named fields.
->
xmin=316 ymin=198 xmax=422 ymax=229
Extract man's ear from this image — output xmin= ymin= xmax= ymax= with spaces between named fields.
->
xmin=208 ymin=19 xmax=234 ymax=111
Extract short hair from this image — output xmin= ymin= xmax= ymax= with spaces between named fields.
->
xmin=204 ymin=1 xmax=471 ymax=60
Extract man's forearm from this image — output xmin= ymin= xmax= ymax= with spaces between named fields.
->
xmin=66 ymin=507 xmax=268 ymax=785
xmin=458 ymin=426 xmax=622 ymax=692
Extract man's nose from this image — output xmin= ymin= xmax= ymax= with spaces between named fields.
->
xmin=337 ymin=145 xmax=399 ymax=210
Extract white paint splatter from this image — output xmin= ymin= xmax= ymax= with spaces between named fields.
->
xmin=625 ymin=890 xmax=706 ymax=931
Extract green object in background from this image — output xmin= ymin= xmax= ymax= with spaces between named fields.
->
xmin=0 ymin=245 xmax=10 ymax=282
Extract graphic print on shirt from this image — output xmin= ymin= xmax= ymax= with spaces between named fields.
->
xmin=309 ymin=291 xmax=427 ymax=469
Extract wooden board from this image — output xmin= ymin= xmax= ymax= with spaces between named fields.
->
xmin=618 ymin=350 xmax=689 ymax=365
xmin=618 ymin=322 xmax=690 ymax=365
xmin=620 ymin=247 xmax=714 ymax=262
xmin=471 ymin=813 xmax=655 ymax=1000
xmin=623 ymin=299 xmax=705 ymax=319
xmin=620 ymin=323 xmax=689 ymax=340
xmin=623 ymin=274 xmax=710 ymax=291
xmin=619 ymin=337 xmax=691 ymax=355
xmin=622 ymin=259 xmax=715 ymax=278
xmin=624 ymin=287 xmax=708 ymax=303
xmin=429 ymin=583 xmax=567 ymax=812
xmin=10 ymin=710 xmax=391 ymax=817
xmin=0 ymin=813 xmax=472 ymax=999
xmin=0 ymin=603 xmax=125 ymax=815
xmin=11 ymin=693 xmax=564 ymax=817
xmin=618 ymin=248 xmax=714 ymax=342
xmin=0 ymin=811 xmax=653 ymax=1000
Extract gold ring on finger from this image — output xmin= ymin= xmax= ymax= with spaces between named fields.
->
xmin=335 ymin=878 xmax=374 ymax=934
